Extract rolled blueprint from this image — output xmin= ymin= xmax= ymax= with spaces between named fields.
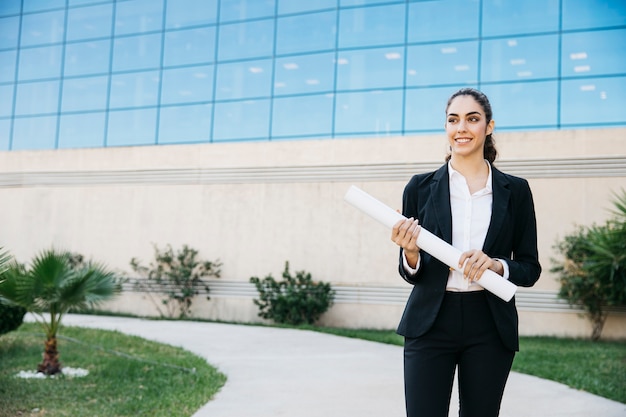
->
xmin=344 ymin=185 xmax=517 ymax=302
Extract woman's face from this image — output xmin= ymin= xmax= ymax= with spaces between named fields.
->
xmin=445 ymin=95 xmax=494 ymax=160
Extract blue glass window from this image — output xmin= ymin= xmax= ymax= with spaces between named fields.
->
xmin=66 ymin=3 xmax=113 ymax=41
xmin=404 ymin=86 xmax=467 ymax=133
xmin=161 ymin=65 xmax=215 ymax=104
xmin=406 ymin=41 xmax=478 ymax=87
xmin=58 ymin=112 xmax=106 ymax=148
xmin=18 ymin=45 xmax=63 ymax=81
xmin=561 ymin=76 xmax=626 ymax=126
xmin=274 ymin=52 xmax=335 ymax=96
xmin=482 ymin=0 xmax=559 ymax=37
xmin=481 ymin=81 xmax=558 ymax=129
xmin=163 ymin=26 xmax=216 ymax=67
xmin=0 ymin=119 xmax=10 ymax=150
xmin=336 ymin=46 xmax=404 ymax=90
xmin=215 ymin=59 xmax=272 ymax=100
xmin=218 ymin=19 xmax=274 ymax=61
xmin=15 ymin=80 xmax=60 ymax=115
xmin=158 ymin=103 xmax=212 ymax=144
xmin=64 ymin=39 xmax=111 ymax=77
xmin=69 ymin=0 xmax=113 ymax=4
xmin=408 ymin=0 xmax=479 ymax=43
xmin=341 ymin=0 xmax=401 ymax=5
xmin=213 ymin=99 xmax=270 ymax=141
xmin=23 ymin=0 xmax=65 ymax=13
xmin=562 ymin=0 xmax=626 ymax=30
xmin=481 ymin=35 xmax=558 ymax=82
xmin=339 ymin=4 xmax=405 ymax=48
xmin=0 ymin=84 xmax=14 ymax=116
xmin=112 ymin=33 xmax=162 ymax=72
xmin=0 ymin=16 xmax=19 ymax=49
xmin=561 ymin=29 xmax=626 ymax=78
xmin=12 ymin=115 xmax=57 ymax=150
xmin=115 ymin=0 xmax=164 ymax=36
xmin=107 ymin=108 xmax=157 ymax=146
xmin=272 ymin=94 xmax=333 ymax=137
xmin=109 ymin=70 xmax=160 ymax=108
xmin=334 ymin=89 xmax=403 ymax=135
xmin=277 ymin=0 xmax=336 ymax=15
xmin=0 ymin=50 xmax=17 ymax=83
xmin=276 ymin=11 xmax=336 ymax=55
xmin=0 ymin=0 xmax=21 ymax=17
xmin=61 ymin=76 xmax=108 ymax=112
xmin=165 ymin=0 xmax=218 ymax=29
xmin=20 ymin=10 xmax=65 ymax=46
xmin=220 ymin=0 xmax=276 ymax=22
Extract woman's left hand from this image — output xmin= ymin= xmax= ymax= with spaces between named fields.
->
xmin=458 ymin=250 xmax=504 ymax=282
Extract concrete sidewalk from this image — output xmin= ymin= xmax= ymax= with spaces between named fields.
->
xmin=47 ymin=315 xmax=625 ymax=417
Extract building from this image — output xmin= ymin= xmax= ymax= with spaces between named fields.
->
xmin=1 ymin=0 xmax=625 ymax=338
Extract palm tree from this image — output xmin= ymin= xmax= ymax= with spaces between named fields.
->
xmin=0 ymin=248 xmax=120 ymax=375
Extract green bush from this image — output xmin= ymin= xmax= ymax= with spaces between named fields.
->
xmin=130 ymin=244 xmax=222 ymax=319
xmin=250 ymin=261 xmax=335 ymax=325
xmin=551 ymin=190 xmax=626 ymax=340
xmin=0 ymin=302 xmax=26 ymax=335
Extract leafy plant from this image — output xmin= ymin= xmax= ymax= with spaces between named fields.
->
xmin=130 ymin=244 xmax=222 ymax=319
xmin=0 ymin=248 xmax=120 ymax=375
xmin=551 ymin=190 xmax=626 ymax=340
xmin=250 ymin=261 xmax=335 ymax=325
xmin=0 ymin=248 xmax=25 ymax=336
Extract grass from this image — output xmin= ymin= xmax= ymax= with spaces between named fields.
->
xmin=0 ymin=323 xmax=226 ymax=417
xmin=305 ymin=325 xmax=626 ymax=404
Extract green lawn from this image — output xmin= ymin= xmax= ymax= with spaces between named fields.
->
xmin=0 ymin=323 xmax=226 ymax=417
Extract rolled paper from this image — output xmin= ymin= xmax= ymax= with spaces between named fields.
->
xmin=344 ymin=185 xmax=517 ymax=302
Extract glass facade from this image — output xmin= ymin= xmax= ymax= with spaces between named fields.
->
xmin=0 ymin=0 xmax=625 ymax=150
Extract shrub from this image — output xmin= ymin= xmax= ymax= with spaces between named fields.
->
xmin=551 ymin=190 xmax=626 ymax=340
xmin=130 ymin=244 xmax=222 ymax=319
xmin=0 ymin=302 xmax=26 ymax=336
xmin=250 ymin=261 xmax=335 ymax=326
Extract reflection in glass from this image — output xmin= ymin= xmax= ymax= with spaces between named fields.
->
xmin=215 ymin=60 xmax=272 ymax=100
xmin=481 ymin=81 xmax=558 ymax=129
xmin=66 ymin=3 xmax=113 ymax=41
xmin=334 ymin=89 xmax=403 ymax=135
xmin=482 ymin=0 xmax=559 ymax=36
xmin=272 ymin=94 xmax=333 ymax=137
xmin=276 ymin=11 xmax=336 ymax=55
xmin=339 ymin=4 xmax=405 ymax=48
xmin=0 ymin=119 xmax=10 ymax=150
xmin=64 ymin=40 xmax=111 ymax=76
xmin=18 ymin=45 xmax=63 ymax=81
xmin=61 ymin=76 xmax=108 ymax=112
xmin=0 ymin=84 xmax=13 ymax=116
xmin=336 ymin=47 xmax=404 ymax=90
xmin=20 ymin=10 xmax=65 ymax=46
xmin=562 ymin=0 xmax=626 ymax=30
xmin=0 ymin=0 xmax=21 ymax=17
xmin=481 ymin=35 xmax=558 ymax=82
xmin=110 ymin=71 xmax=160 ymax=108
xmin=0 ymin=50 xmax=16 ymax=83
xmin=213 ymin=99 xmax=270 ymax=141
xmin=164 ymin=26 xmax=216 ymax=67
xmin=112 ymin=33 xmax=162 ymax=72
xmin=408 ymin=0 xmax=479 ymax=43
xmin=561 ymin=76 xmax=626 ymax=126
xmin=12 ymin=115 xmax=57 ymax=149
xmin=115 ymin=0 xmax=164 ymax=36
xmin=15 ymin=80 xmax=60 ymax=115
xmin=220 ymin=0 xmax=275 ymax=22
xmin=561 ymin=29 xmax=626 ymax=78
xmin=406 ymin=41 xmax=478 ymax=87
xmin=161 ymin=65 xmax=215 ymax=104
xmin=274 ymin=53 xmax=335 ymax=96
xmin=278 ymin=0 xmax=336 ymax=15
xmin=218 ymin=19 xmax=274 ymax=61
xmin=159 ymin=103 xmax=212 ymax=144
xmin=23 ymin=0 xmax=65 ymax=12
xmin=165 ymin=0 xmax=218 ymax=29
xmin=107 ymin=108 xmax=157 ymax=146
xmin=58 ymin=112 xmax=106 ymax=148
xmin=0 ymin=16 xmax=20 ymax=49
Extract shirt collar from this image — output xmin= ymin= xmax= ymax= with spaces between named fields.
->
xmin=447 ymin=160 xmax=493 ymax=193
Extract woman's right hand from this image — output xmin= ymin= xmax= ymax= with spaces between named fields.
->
xmin=391 ymin=217 xmax=421 ymax=268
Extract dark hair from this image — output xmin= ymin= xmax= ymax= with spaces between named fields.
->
xmin=445 ymin=88 xmax=497 ymax=164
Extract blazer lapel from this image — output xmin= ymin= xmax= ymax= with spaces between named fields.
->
xmin=483 ymin=165 xmax=510 ymax=252
xmin=431 ymin=164 xmax=453 ymax=244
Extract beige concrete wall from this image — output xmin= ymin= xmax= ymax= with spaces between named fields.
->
xmin=1 ymin=127 xmax=625 ymax=339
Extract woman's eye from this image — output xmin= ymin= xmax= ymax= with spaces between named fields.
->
xmin=448 ymin=118 xmax=457 ymax=123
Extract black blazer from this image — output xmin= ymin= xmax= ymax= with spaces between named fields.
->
xmin=396 ymin=163 xmax=541 ymax=351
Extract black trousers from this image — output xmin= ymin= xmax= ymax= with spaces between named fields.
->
xmin=403 ymin=291 xmax=515 ymax=417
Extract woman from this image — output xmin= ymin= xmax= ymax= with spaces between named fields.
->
xmin=391 ymin=88 xmax=541 ymax=417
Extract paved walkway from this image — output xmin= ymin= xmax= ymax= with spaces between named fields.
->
xmin=45 ymin=315 xmax=625 ymax=417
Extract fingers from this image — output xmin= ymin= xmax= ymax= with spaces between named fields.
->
xmin=391 ymin=218 xmax=421 ymax=251
xmin=458 ymin=250 xmax=493 ymax=282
